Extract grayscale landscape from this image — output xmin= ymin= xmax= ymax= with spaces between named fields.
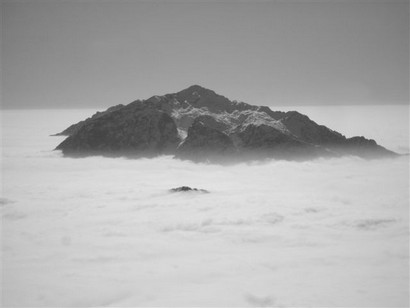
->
xmin=1 ymin=0 xmax=409 ymax=307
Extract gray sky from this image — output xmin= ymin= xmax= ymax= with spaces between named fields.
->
xmin=2 ymin=0 xmax=409 ymax=109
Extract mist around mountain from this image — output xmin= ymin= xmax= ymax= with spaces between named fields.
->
xmin=1 ymin=107 xmax=409 ymax=306
xmin=2 ymin=107 xmax=408 ymax=307
xmin=54 ymin=85 xmax=396 ymax=162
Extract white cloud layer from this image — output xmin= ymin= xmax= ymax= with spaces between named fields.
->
xmin=1 ymin=109 xmax=409 ymax=307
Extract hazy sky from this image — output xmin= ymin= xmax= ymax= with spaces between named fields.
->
xmin=2 ymin=0 xmax=409 ymax=109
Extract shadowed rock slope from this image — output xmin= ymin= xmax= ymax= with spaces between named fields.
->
xmin=55 ymin=85 xmax=396 ymax=161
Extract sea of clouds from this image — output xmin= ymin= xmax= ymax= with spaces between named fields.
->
xmin=1 ymin=107 xmax=409 ymax=307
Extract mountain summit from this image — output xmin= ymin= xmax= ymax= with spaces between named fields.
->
xmin=54 ymin=85 xmax=396 ymax=161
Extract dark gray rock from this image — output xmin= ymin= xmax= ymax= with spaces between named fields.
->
xmin=231 ymin=123 xmax=332 ymax=160
xmin=234 ymin=124 xmax=298 ymax=149
xmin=193 ymin=115 xmax=230 ymax=132
xmin=174 ymin=85 xmax=245 ymax=114
xmin=280 ymin=111 xmax=346 ymax=145
xmin=56 ymin=107 xmax=180 ymax=156
xmin=54 ymin=85 xmax=397 ymax=160
xmin=170 ymin=186 xmax=209 ymax=193
xmin=176 ymin=119 xmax=236 ymax=162
xmin=340 ymin=136 xmax=395 ymax=158
xmin=53 ymin=104 xmax=125 ymax=136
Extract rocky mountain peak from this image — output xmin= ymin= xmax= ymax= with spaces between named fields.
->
xmin=174 ymin=85 xmax=237 ymax=114
xmin=178 ymin=84 xmax=215 ymax=96
xmin=54 ymin=86 xmax=397 ymax=162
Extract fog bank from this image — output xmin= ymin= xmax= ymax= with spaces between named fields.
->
xmin=1 ymin=109 xmax=409 ymax=307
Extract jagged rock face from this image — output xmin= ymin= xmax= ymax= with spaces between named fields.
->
xmin=53 ymin=104 xmax=125 ymax=136
xmin=235 ymin=124 xmax=300 ymax=149
xmin=54 ymin=85 xmax=397 ymax=160
xmin=56 ymin=107 xmax=180 ymax=156
xmin=194 ymin=115 xmax=231 ymax=132
xmin=346 ymin=136 xmax=377 ymax=147
xmin=280 ymin=111 xmax=345 ymax=145
xmin=231 ymin=123 xmax=331 ymax=159
xmin=175 ymin=85 xmax=241 ymax=114
xmin=176 ymin=119 xmax=235 ymax=161
xmin=340 ymin=136 xmax=393 ymax=158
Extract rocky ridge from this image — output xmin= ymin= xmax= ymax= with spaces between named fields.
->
xmin=55 ymin=85 xmax=396 ymax=161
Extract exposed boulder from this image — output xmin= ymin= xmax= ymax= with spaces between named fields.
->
xmin=170 ymin=186 xmax=209 ymax=193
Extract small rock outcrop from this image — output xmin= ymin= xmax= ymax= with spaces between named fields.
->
xmin=170 ymin=186 xmax=209 ymax=193
xmin=54 ymin=85 xmax=397 ymax=161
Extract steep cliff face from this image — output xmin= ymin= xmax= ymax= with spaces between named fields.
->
xmin=176 ymin=119 xmax=236 ymax=161
xmin=56 ymin=107 xmax=180 ymax=156
xmin=280 ymin=111 xmax=346 ymax=145
xmin=53 ymin=104 xmax=125 ymax=136
xmin=55 ymin=85 xmax=396 ymax=161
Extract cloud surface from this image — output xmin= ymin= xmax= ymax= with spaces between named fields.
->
xmin=1 ymin=109 xmax=409 ymax=307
